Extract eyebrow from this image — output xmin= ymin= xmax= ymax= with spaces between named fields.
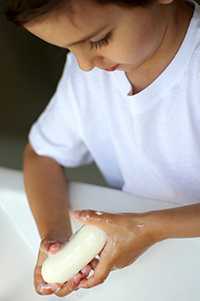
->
xmin=65 ymin=24 xmax=108 ymax=47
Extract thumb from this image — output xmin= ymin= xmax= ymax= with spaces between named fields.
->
xmin=48 ymin=241 xmax=63 ymax=254
xmin=40 ymin=239 xmax=63 ymax=255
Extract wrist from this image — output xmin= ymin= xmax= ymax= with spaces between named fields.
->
xmin=138 ymin=211 xmax=167 ymax=243
xmin=142 ymin=203 xmax=200 ymax=240
xmin=40 ymin=215 xmax=72 ymax=242
xmin=30 ymin=208 xmax=71 ymax=240
xmin=42 ymin=227 xmax=72 ymax=242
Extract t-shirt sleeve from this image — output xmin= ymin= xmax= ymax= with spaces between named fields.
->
xmin=28 ymin=52 xmax=94 ymax=167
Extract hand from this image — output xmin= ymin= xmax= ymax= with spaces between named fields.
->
xmin=34 ymin=235 xmax=98 ymax=297
xmin=70 ymin=209 xmax=160 ymax=289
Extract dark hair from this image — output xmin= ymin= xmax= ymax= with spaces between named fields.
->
xmin=5 ymin=0 xmax=152 ymax=26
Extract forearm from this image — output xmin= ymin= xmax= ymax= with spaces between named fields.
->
xmin=146 ymin=203 xmax=200 ymax=241
xmin=23 ymin=143 xmax=72 ymax=241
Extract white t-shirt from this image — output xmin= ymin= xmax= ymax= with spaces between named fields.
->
xmin=29 ymin=0 xmax=200 ymax=205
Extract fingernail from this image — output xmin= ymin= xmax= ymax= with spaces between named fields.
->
xmin=81 ymin=266 xmax=91 ymax=277
xmin=81 ymin=266 xmax=91 ymax=273
xmin=49 ymin=243 xmax=60 ymax=253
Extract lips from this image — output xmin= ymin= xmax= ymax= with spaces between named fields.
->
xmin=104 ymin=64 xmax=119 ymax=71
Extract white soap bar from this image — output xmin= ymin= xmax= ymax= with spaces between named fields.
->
xmin=41 ymin=225 xmax=107 ymax=283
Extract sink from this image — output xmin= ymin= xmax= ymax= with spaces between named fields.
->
xmin=0 ymin=167 xmax=200 ymax=301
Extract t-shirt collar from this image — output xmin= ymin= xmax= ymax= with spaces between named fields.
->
xmin=112 ymin=0 xmax=199 ymax=110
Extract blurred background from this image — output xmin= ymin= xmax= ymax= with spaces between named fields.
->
xmin=0 ymin=2 xmax=107 ymax=187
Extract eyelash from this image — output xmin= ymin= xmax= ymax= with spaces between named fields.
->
xmin=89 ymin=32 xmax=112 ymax=50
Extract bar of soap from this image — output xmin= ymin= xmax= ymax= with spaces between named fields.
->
xmin=41 ymin=225 xmax=107 ymax=283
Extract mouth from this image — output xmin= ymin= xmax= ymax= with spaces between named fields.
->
xmin=103 ymin=64 xmax=119 ymax=71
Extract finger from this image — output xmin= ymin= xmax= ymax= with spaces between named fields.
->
xmin=78 ymin=251 xmax=113 ymax=288
xmin=40 ymin=239 xmax=56 ymax=253
xmin=55 ymin=275 xmax=82 ymax=297
xmin=71 ymin=270 xmax=89 ymax=292
xmin=34 ymin=246 xmax=47 ymax=292
xmin=34 ymin=265 xmax=61 ymax=295
xmin=78 ymin=263 xmax=112 ymax=289
xmin=48 ymin=242 xmax=63 ymax=254
xmin=81 ymin=258 xmax=99 ymax=280
xmin=80 ymin=265 xmax=92 ymax=278
xmin=34 ymin=246 xmax=61 ymax=295
xmin=88 ymin=258 xmax=99 ymax=271
xmin=79 ymin=258 xmax=99 ymax=279
xmin=34 ymin=265 xmax=50 ymax=295
xmin=36 ymin=243 xmax=47 ymax=266
xmin=55 ymin=260 xmax=99 ymax=297
xmin=36 ymin=281 xmax=61 ymax=295
xmin=40 ymin=239 xmax=63 ymax=255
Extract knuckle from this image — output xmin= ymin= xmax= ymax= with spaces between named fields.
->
xmin=58 ymin=281 xmax=77 ymax=294
xmin=55 ymin=292 xmax=63 ymax=297
xmin=67 ymin=283 xmax=75 ymax=291
xmin=55 ymin=291 xmax=64 ymax=297
xmin=80 ymin=210 xmax=93 ymax=220
xmin=84 ymin=209 xmax=92 ymax=216
xmin=35 ymin=286 xmax=44 ymax=295
xmin=55 ymin=289 xmax=71 ymax=297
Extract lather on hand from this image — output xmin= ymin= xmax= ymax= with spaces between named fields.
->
xmin=34 ymin=234 xmax=98 ymax=297
xmin=34 ymin=208 xmax=161 ymax=297
xmin=68 ymin=209 xmax=161 ymax=290
xmin=35 ymin=203 xmax=200 ymax=297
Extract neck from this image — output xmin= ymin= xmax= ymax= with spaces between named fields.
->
xmin=126 ymin=0 xmax=194 ymax=95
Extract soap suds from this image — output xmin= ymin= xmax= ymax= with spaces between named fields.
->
xmin=95 ymin=211 xmax=104 ymax=216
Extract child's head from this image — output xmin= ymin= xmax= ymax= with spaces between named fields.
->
xmin=6 ymin=0 xmax=180 ymax=72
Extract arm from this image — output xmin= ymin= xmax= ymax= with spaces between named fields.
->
xmin=149 ymin=202 xmax=200 ymax=240
xmin=23 ymin=143 xmax=94 ymax=297
xmin=69 ymin=203 xmax=200 ymax=289
xmin=23 ymin=143 xmax=72 ymax=241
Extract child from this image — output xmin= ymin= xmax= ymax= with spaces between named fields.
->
xmin=6 ymin=0 xmax=200 ymax=297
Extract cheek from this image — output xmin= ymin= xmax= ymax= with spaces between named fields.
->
xmin=105 ymin=19 xmax=164 ymax=67
xmin=134 ymin=24 xmax=163 ymax=59
xmin=104 ymin=38 xmax=154 ymax=67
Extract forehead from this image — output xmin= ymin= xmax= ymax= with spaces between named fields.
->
xmin=69 ymin=0 xmax=116 ymax=29
xmin=25 ymin=0 xmax=120 ymax=47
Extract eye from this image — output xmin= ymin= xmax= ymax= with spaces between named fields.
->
xmin=89 ymin=32 xmax=112 ymax=50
